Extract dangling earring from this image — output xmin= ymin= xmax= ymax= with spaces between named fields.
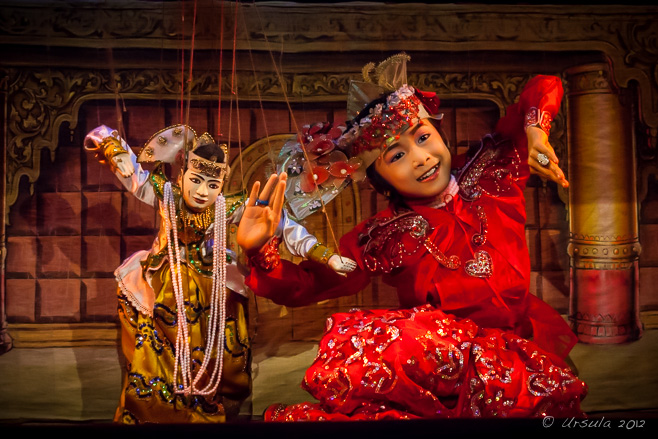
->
xmin=384 ymin=190 xmax=391 ymax=198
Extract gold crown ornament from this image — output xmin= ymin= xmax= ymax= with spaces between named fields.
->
xmin=188 ymin=132 xmax=230 ymax=180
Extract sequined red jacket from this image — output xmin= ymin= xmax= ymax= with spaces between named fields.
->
xmin=246 ymin=75 xmax=576 ymax=359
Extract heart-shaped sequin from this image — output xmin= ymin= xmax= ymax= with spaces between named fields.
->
xmin=465 ymin=250 xmax=493 ymax=278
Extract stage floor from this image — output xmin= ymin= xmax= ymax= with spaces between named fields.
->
xmin=1 ymin=325 xmax=657 ymax=428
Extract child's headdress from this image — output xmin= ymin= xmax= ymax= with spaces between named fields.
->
xmin=278 ymin=53 xmax=442 ymax=220
xmin=341 ymin=53 xmax=443 ymax=181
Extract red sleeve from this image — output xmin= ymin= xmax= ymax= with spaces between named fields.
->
xmin=491 ymin=75 xmax=564 ymax=190
xmin=244 ymin=229 xmax=371 ymax=308
xmin=495 ymin=75 xmax=563 ymax=140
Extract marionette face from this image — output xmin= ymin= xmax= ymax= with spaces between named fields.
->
xmin=373 ymin=119 xmax=451 ymax=201
xmin=181 ymin=149 xmax=225 ymax=212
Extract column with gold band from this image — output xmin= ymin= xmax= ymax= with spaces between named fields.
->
xmin=565 ymin=63 xmax=643 ymax=344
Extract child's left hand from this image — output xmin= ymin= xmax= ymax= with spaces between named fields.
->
xmin=526 ymin=126 xmax=569 ymax=188
xmin=328 ymin=255 xmax=357 ymax=277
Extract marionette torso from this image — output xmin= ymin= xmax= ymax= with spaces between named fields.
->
xmin=84 ymin=126 xmax=346 ymax=423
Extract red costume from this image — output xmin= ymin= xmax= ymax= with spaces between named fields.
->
xmin=247 ymin=76 xmax=587 ymax=420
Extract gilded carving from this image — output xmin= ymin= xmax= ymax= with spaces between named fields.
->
xmin=5 ymin=66 xmax=545 ymax=216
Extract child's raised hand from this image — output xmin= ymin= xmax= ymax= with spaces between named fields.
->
xmin=237 ymin=173 xmax=287 ymax=253
xmin=526 ymin=126 xmax=569 ymax=188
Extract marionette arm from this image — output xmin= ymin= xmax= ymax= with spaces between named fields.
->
xmin=84 ymin=125 xmax=158 ymax=206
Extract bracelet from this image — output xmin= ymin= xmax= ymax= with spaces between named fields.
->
xmin=524 ymin=107 xmax=552 ymax=135
xmin=101 ymin=136 xmax=127 ymax=162
xmin=307 ymin=242 xmax=335 ymax=265
xmin=249 ymin=237 xmax=281 ymax=271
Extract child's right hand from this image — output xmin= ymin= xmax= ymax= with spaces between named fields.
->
xmin=237 ymin=173 xmax=287 ymax=253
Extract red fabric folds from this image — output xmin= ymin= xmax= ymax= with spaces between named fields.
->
xmin=266 ymin=306 xmax=587 ymax=421
xmin=245 ymin=76 xmax=584 ymax=421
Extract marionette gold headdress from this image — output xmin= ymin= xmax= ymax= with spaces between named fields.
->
xmin=188 ymin=132 xmax=230 ymax=181
xmin=138 ymin=125 xmax=230 ymax=180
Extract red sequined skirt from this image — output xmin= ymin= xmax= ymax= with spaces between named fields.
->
xmin=265 ymin=305 xmax=587 ymax=421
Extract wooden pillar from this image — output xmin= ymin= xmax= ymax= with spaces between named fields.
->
xmin=565 ymin=63 xmax=643 ymax=344
xmin=0 ymin=73 xmax=11 ymax=355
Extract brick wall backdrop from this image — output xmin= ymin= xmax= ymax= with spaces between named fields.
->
xmin=6 ymin=96 xmax=654 ymax=342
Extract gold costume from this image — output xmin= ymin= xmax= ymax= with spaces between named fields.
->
xmin=114 ymin=169 xmax=251 ymax=424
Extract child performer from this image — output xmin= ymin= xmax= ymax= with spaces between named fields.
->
xmin=236 ymin=54 xmax=587 ymax=420
xmin=84 ymin=124 xmax=355 ymax=424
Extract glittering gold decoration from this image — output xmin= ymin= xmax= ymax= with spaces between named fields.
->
xmin=181 ymin=205 xmax=215 ymax=231
xmin=189 ymin=158 xmax=227 ymax=179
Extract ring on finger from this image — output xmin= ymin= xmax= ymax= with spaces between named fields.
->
xmin=537 ymin=153 xmax=550 ymax=167
xmin=255 ymin=199 xmax=269 ymax=207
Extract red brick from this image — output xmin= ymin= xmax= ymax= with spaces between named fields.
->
xmin=5 ymin=279 xmax=36 ymax=322
xmin=529 ymin=271 xmax=540 ymax=298
xmin=213 ymin=106 xmax=252 ymax=146
xmin=83 ymin=151 xmax=124 ymax=190
xmin=38 ymin=236 xmax=82 ymax=276
xmin=639 ymin=224 xmax=658 ymax=267
xmin=122 ymin=235 xmax=156 ymax=260
xmin=83 ymin=191 xmax=122 ymax=235
xmin=6 ymin=187 xmax=38 ymax=235
xmin=524 ymin=186 xmax=538 ymax=227
xmin=332 ymin=107 xmax=347 ymax=125
xmin=5 ymin=236 xmax=38 ymax=277
xmin=38 ymin=192 xmax=82 ymax=235
xmin=540 ymin=228 xmax=569 ymax=271
xmin=125 ymin=105 xmax=166 ymax=147
xmin=639 ymin=267 xmax=658 ymax=310
xmin=526 ymin=229 xmax=540 ymax=271
xmin=81 ymin=103 xmax=118 ymax=134
xmin=247 ymin=107 xmax=289 ymax=143
xmin=539 ymin=271 xmax=570 ymax=314
xmin=455 ymin=106 xmax=498 ymax=146
xmin=83 ymin=235 xmax=121 ymax=274
xmin=83 ymin=278 xmax=119 ymax=318
xmin=38 ymin=279 xmax=81 ymax=320
xmin=38 ymin=146 xmax=82 ymax=192
xmin=537 ymin=185 xmax=567 ymax=228
xmin=122 ymin=192 xmax=158 ymax=231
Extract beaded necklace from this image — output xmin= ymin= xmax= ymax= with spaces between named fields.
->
xmin=163 ymin=182 xmax=228 ymax=397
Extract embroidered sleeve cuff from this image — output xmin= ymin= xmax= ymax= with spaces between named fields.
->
xmin=524 ymin=107 xmax=552 ymax=135
xmin=248 ymin=237 xmax=281 ymax=271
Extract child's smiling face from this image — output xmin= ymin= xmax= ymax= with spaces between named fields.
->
xmin=373 ymin=120 xmax=452 ymax=201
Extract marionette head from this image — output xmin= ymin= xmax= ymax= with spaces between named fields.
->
xmin=138 ymin=125 xmax=230 ymax=212
xmin=182 ymin=133 xmax=230 ymax=212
